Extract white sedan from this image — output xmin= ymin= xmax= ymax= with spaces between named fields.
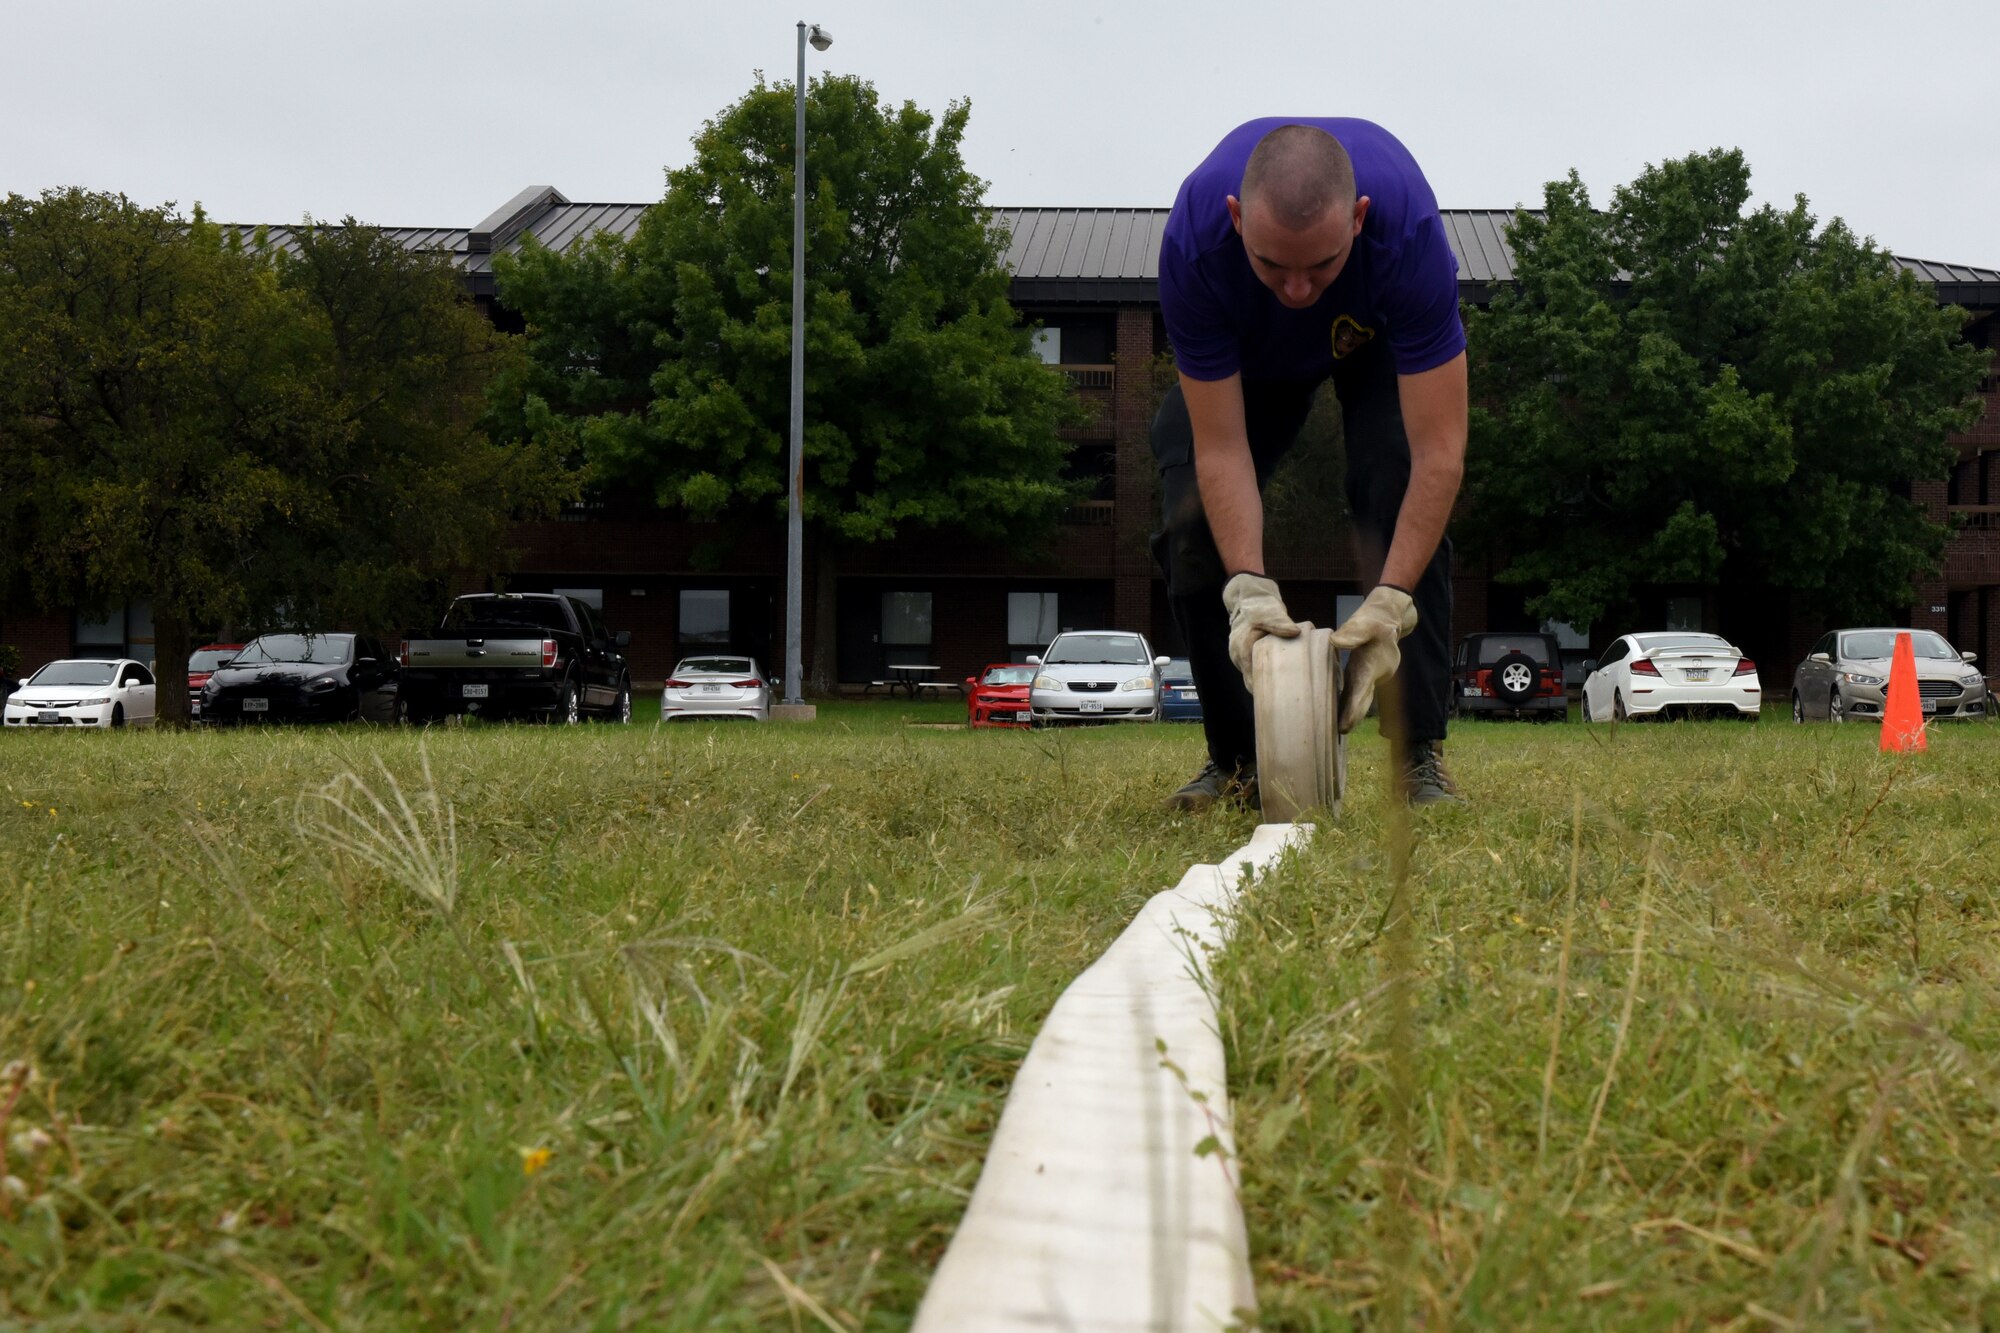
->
xmin=1028 ymin=630 xmax=1167 ymax=725
xmin=1582 ymin=632 xmax=1762 ymax=722
xmin=660 ymin=656 xmax=771 ymax=721
xmin=4 ymin=658 xmax=159 ymax=729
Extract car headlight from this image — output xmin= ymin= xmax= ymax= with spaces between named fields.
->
xmin=1120 ymin=676 xmax=1155 ymax=692
xmin=1033 ymin=674 xmax=1062 ymax=691
xmin=1840 ymin=672 xmax=1885 ymax=686
xmin=78 ymin=695 xmax=111 ymax=706
xmin=308 ymin=675 xmax=340 ymax=692
xmin=1962 ymin=671 xmax=1984 ymax=686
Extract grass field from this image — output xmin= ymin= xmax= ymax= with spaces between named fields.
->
xmin=2 ymin=702 xmax=1997 ymax=1328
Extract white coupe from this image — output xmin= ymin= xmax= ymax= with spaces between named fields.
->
xmin=1582 ymin=632 xmax=1761 ymax=722
xmin=4 ymin=658 xmax=159 ymax=729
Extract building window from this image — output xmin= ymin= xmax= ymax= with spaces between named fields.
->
xmin=74 ymin=599 xmax=153 ymax=660
xmin=882 ymin=591 xmax=933 ymax=666
xmin=679 ymin=589 xmax=730 ymax=646
xmin=1031 ymin=327 xmax=1061 ymax=365
xmin=555 ymin=587 xmax=604 ymax=610
xmin=1008 ymin=592 xmax=1059 ymax=656
xmin=1665 ymin=597 xmax=1703 ymax=632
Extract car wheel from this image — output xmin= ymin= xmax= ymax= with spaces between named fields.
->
xmin=1491 ymin=652 xmax=1541 ymax=709
xmin=1829 ymin=689 xmax=1845 ymax=724
xmin=605 ymin=676 xmax=633 ymax=724
xmin=550 ymin=679 xmax=581 ymax=726
xmin=1613 ymin=690 xmax=1628 ymax=723
xmin=111 ymin=703 xmax=126 ymax=729
xmin=1791 ymin=691 xmax=1805 ymax=725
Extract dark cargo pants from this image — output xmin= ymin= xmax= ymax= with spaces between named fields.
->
xmin=1149 ymin=341 xmax=1453 ymax=774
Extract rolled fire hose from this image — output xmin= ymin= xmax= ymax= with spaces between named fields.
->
xmin=1252 ymin=624 xmax=1345 ymax=822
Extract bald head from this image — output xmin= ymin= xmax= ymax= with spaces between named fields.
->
xmin=1240 ymin=124 xmax=1355 ymax=231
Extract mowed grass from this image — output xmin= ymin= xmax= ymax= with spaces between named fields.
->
xmin=0 ymin=699 xmax=1243 ymax=1329
xmin=2 ymin=704 xmax=1997 ymax=1328
xmin=1221 ymin=715 xmax=2000 ymax=1329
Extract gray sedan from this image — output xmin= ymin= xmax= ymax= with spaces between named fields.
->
xmin=1790 ymin=628 xmax=1988 ymax=723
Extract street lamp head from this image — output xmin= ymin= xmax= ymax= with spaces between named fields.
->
xmin=807 ymin=23 xmax=832 ymax=51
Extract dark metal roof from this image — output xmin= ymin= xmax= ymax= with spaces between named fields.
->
xmin=227 ymin=192 xmax=2000 ymax=312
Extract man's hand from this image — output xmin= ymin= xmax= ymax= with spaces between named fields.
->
xmin=1327 ymin=585 xmax=1417 ymax=733
xmin=1222 ymin=573 xmax=1301 ymax=688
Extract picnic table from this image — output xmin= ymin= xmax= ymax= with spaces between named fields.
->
xmin=887 ymin=663 xmax=941 ymax=698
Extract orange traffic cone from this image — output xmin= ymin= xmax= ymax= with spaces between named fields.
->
xmin=1879 ymin=630 xmax=1927 ymax=753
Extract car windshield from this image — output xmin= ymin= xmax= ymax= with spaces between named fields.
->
xmin=677 ymin=658 xmax=752 ymax=676
xmin=1842 ymin=630 xmax=1957 ymax=661
xmin=231 ymin=635 xmax=352 ymax=666
xmin=1635 ymin=634 xmax=1730 ymax=653
xmin=188 ymin=649 xmax=238 ymax=672
xmin=441 ymin=597 xmax=573 ymax=633
xmin=1475 ymin=638 xmax=1553 ymax=665
xmin=28 ymin=661 xmax=116 ymax=686
xmin=1045 ymin=634 xmax=1148 ymax=665
xmin=981 ymin=667 xmax=1035 ymax=686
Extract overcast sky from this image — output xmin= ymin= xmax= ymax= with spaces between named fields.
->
xmin=8 ymin=1 xmax=1997 ymax=265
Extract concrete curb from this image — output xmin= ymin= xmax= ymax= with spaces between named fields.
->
xmin=914 ymin=822 xmax=1312 ymax=1331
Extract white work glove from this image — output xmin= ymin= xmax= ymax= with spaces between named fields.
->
xmin=1222 ymin=573 xmax=1301 ymax=689
xmin=1327 ymin=585 xmax=1418 ymax=734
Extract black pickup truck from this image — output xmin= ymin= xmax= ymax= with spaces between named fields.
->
xmin=399 ymin=593 xmax=633 ymax=723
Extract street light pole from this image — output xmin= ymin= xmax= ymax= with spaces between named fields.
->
xmin=783 ymin=21 xmax=831 ymax=711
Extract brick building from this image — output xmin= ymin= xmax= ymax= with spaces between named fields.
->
xmin=5 ymin=187 xmax=1996 ymax=692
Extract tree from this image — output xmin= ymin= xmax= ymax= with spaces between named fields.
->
xmin=1462 ymin=149 xmax=1988 ymax=634
xmin=496 ymin=74 xmax=1078 ymax=689
xmin=0 ymin=189 xmax=570 ymax=726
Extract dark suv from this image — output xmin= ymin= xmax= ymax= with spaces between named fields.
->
xmin=1451 ymin=632 xmax=1568 ymax=721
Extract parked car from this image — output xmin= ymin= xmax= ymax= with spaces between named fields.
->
xmin=661 ymin=656 xmax=771 ymax=722
xmin=1790 ymin=627 xmax=1987 ymax=723
xmin=186 ymin=642 xmax=246 ymax=717
xmin=1028 ymin=631 xmax=1168 ymax=725
xmin=399 ymin=593 xmax=632 ymax=724
xmin=1450 ymin=632 xmax=1568 ymax=721
xmin=1159 ymin=657 xmax=1203 ymax=723
xmin=964 ymin=663 xmax=1034 ymax=729
xmin=1582 ymin=632 xmax=1761 ymax=722
xmin=3 ymin=658 xmax=157 ymax=729
xmin=199 ymin=634 xmax=399 ymax=725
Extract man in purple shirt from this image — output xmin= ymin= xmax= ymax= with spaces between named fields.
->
xmin=1154 ymin=118 xmax=1467 ymax=809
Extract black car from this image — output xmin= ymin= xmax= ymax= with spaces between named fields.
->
xmin=1450 ymin=632 xmax=1569 ymax=720
xmin=199 ymin=633 xmax=400 ymax=725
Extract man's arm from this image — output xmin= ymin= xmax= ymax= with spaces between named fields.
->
xmin=1181 ymin=371 xmax=1265 ymax=575
xmin=1380 ymin=350 xmax=1468 ymax=590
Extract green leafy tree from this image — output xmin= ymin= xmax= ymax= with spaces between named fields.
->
xmin=496 ymin=74 xmax=1077 ymax=688
xmin=1463 ymin=149 xmax=1988 ymax=633
xmin=0 ymin=189 xmax=570 ymax=726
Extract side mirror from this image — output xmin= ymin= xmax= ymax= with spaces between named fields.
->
xmin=614 ymin=630 xmax=632 ymax=649
xmin=1961 ymin=650 xmax=1978 ymax=662
xmin=1582 ymin=660 xmax=1598 ymax=673
xmin=1026 ymin=655 xmax=1042 ymax=666
xmin=964 ymin=677 xmax=977 ymax=690
xmin=1153 ymin=656 xmax=1171 ymax=667
xmin=1810 ymin=652 xmax=1831 ymax=664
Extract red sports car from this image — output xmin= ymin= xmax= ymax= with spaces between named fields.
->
xmin=965 ymin=663 xmax=1035 ymax=729
xmin=187 ymin=643 xmax=246 ymax=715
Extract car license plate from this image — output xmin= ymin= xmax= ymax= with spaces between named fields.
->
xmin=39 ymin=711 xmax=59 ymax=725
xmin=1684 ymin=669 xmax=1711 ymax=681
xmin=461 ymin=684 xmax=489 ymax=698
xmin=1080 ymin=698 xmax=1103 ymax=713
xmin=244 ymin=698 xmax=269 ymax=713
xmin=1922 ymin=699 xmax=1938 ymax=714
xmin=702 ymin=683 xmax=723 ymax=694
xmin=191 ymin=701 xmax=201 ymax=716
xmin=1179 ymin=688 xmax=1199 ymax=699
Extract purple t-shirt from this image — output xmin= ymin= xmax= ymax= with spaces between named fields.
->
xmin=1160 ymin=117 xmax=1464 ymax=382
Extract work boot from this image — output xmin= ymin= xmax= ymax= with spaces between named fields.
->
xmin=1166 ymin=759 xmax=1258 ymax=813
xmin=1402 ymin=740 xmax=1465 ymax=806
